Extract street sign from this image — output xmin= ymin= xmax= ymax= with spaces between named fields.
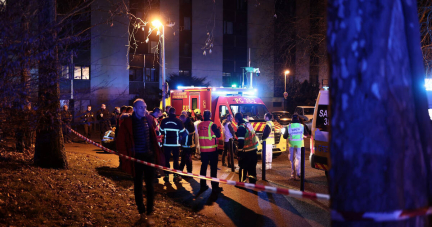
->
xmin=283 ymin=92 xmax=288 ymax=99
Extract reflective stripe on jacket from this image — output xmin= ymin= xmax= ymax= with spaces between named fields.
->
xmin=198 ymin=121 xmax=217 ymax=152
xmin=238 ymin=123 xmax=258 ymax=152
xmin=288 ymin=123 xmax=304 ymax=148
xmin=182 ymin=129 xmax=196 ymax=148
xmin=263 ymin=121 xmax=275 ymax=144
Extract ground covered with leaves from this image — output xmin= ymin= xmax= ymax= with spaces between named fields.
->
xmin=0 ymin=147 xmax=220 ymax=226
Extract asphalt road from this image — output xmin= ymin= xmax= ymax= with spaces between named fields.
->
xmin=67 ymin=133 xmax=330 ymax=227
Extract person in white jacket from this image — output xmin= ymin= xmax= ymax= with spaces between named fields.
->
xmin=193 ymin=114 xmax=203 ymax=159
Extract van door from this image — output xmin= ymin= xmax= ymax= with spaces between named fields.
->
xmin=310 ymin=90 xmax=330 ymax=170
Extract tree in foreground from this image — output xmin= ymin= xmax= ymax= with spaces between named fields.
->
xmin=328 ymin=0 xmax=432 ymax=226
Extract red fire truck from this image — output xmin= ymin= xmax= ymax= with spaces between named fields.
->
xmin=164 ymin=86 xmax=287 ymax=155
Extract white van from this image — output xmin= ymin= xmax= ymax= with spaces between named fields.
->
xmin=309 ymin=90 xmax=330 ymax=172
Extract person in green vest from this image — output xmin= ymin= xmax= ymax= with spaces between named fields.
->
xmin=282 ymin=113 xmax=306 ymax=180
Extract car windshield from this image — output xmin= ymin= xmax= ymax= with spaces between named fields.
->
xmin=304 ymin=108 xmax=315 ymax=115
xmin=230 ymin=104 xmax=269 ymax=120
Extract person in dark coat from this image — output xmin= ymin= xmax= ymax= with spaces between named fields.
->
xmin=179 ymin=115 xmax=195 ymax=174
xmin=96 ymin=103 xmax=111 ymax=143
xmin=81 ymin=105 xmax=95 ymax=141
xmin=110 ymin=107 xmax=120 ymax=129
xmin=61 ymin=105 xmax=73 ymax=143
xmin=159 ymin=107 xmax=185 ymax=183
xmin=116 ymin=98 xmax=160 ymax=225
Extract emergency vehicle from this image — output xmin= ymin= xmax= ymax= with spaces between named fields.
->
xmin=164 ymin=86 xmax=287 ymax=155
xmin=309 ymin=89 xmax=330 ymax=172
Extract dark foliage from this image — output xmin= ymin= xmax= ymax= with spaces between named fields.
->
xmin=284 ymin=80 xmax=320 ymax=113
xmin=166 ymin=74 xmax=210 ymax=90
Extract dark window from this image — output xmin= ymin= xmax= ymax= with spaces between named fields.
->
xmin=273 ymin=102 xmax=282 ymax=107
xmin=310 ymin=74 xmax=319 ymax=87
xmin=179 ymin=70 xmax=190 ymax=77
xmin=192 ymin=98 xmax=197 ymax=110
xmin=145 ymin=68 xmax=158 ymax=82
xmin=129 ymin=68 xmax=143 ymax=81
xmin=236 ymin=0 xmax=245 ymax=10
xmin=184 ymin=17 xmax=191 ymax=30
xmin=224 ymin=21 xmax=233 ymax=34
xmin=184 ymin=43 xmax=190 ymax=56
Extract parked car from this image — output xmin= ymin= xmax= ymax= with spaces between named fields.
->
xmin=294 ymin=106 xmax=315 ymax=120
xmin=271 ymin=111 xmax=292 ymax=126
xmin=294 ymin=106 xmax=315 ymax=134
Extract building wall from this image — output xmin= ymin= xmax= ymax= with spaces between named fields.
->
xmin=295 ymin=0 xmax=310 ymax=82
xmin=91 ymin=0 xmax=132 ymax=109
xmin=248 ymin=0 xmax=278 ymax=112
xmin=160 ymin=0 xmax=180 ymax=81
xmin=191 ymin=0 xmax=223 ymax=86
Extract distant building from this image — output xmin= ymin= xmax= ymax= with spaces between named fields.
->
xmin=60 ymin=0 xmax=284 ymax=119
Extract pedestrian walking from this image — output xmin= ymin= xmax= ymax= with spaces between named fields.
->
xmin=116 ymin=98 xmax=160 ymax=225
xmin=96 ymin=104 xmax=111 ymax=143
xmin=159 ymin=107 xmax=185 ymax=183
xmin=262 ymin=113 xmax=275 ymax=169
xmin=234 ymin=112 xmax=259 ymax=183
xmin=197 ymin=110 xmax=223 ymax=193
xmin=81 ymin=105 xmax=95 ymax=141
xmin=282 ymin=113 xmax=306 ymax=180
xmin=222 ymin=114 xmax=235 ymax=167
xmin=61 ymin=105 xmax=73 ymax=143
xmin=179 ymin=114 xmax=195 ymax=175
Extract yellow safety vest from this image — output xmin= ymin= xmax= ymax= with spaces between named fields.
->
xmin=287 ymin=123 xmax=304 ymax=148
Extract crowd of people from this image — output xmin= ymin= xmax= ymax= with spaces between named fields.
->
xmin=60 ymin=98 xmax=308 ymax=225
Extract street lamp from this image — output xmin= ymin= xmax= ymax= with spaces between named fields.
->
xmin=152 ymin=19 xmax=166 ymax=110
xmin=284 ymin=70 xmax=290 ymax=92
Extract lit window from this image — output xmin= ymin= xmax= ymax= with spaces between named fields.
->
xmin=74 ymin=66 xmax=81 ymax=79
xmin=74 ymin=66 xmax=90 ymax=80
xmin=82 ymin=67 xmax=89 ymax=80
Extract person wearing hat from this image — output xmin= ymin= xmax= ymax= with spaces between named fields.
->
xmin=282 ymin=113 xmax=306 ymax=180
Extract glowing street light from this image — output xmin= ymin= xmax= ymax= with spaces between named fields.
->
xmin=151 ymin=20 xmax=163 ymax=28
xmin=152 ymin=19 xmax=166 ymax=109
xmin=284 ymin=70 xmax=290 ymax=93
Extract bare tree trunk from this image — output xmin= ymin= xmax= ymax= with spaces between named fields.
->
xmin=34 ymin=0 xmax=68 ymax=169
xmin=327 ymin=0 xmax=432 ymax=226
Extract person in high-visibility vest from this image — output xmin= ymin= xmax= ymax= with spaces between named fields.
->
xmin=234 ymin=112 xmax=259 ymax=183
xmin=261 ymin=113 xmax=275 ymax=170
xmin=179 ymin=114 xmax=195 ymax=175
xmin=197 ymin=110 xmax=222 ymax=193
xmin=193 ymin=113 xmax=203 ymax=159
xmin=160 ymin=107 xmax=185 ymax=183
xmin=282 ymin=113 xmax=306 ymax=180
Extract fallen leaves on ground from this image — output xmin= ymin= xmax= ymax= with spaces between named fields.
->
xmin=0 ymin=147 xmax=220 ymax=226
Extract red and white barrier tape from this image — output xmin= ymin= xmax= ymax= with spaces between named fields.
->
xmin=68 ymin=127 xmax=329 ymax=200
xmin=68 ymin=127 xmax=432 ymax=221
xmin=332 ymin=206 xmax=432 ymax=222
